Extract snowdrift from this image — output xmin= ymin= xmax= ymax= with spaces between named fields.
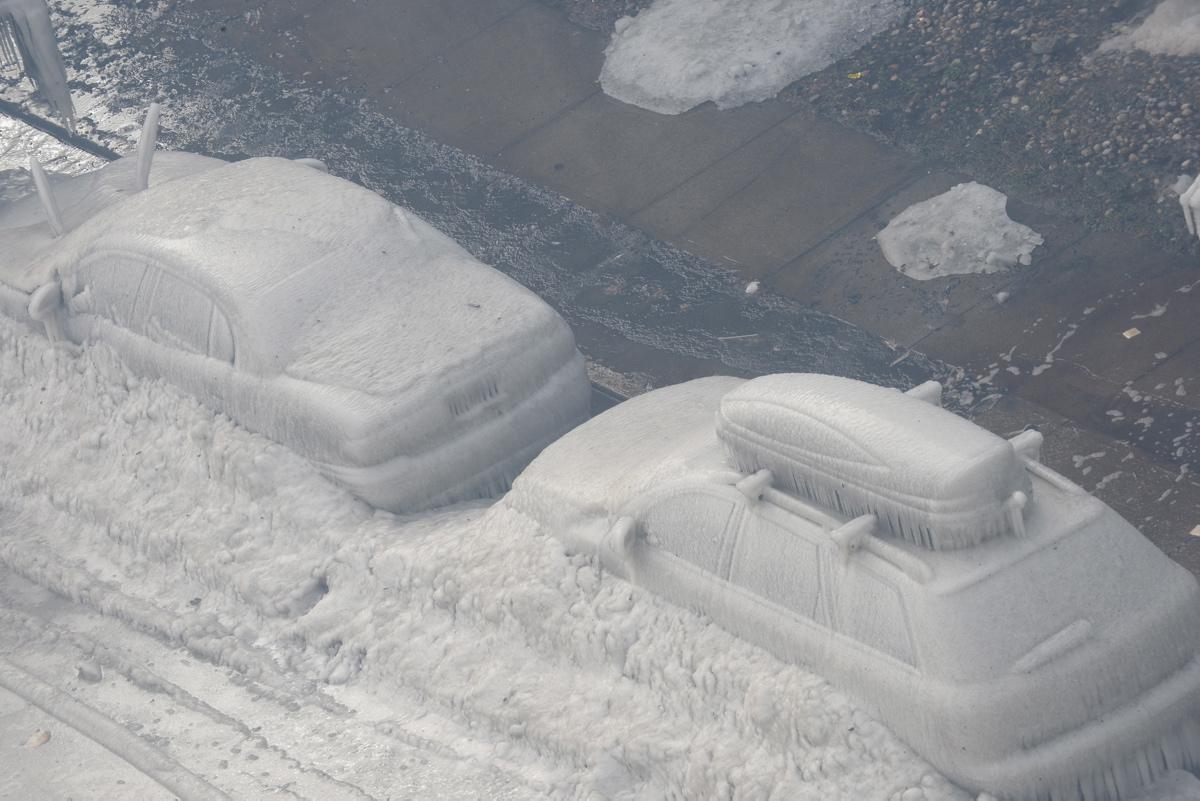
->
xmin=716 ymin=373 xmax=1032 ymax=549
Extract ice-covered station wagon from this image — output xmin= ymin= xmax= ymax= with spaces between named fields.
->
xmin=507 ymin=373 xmax=1200 ymax=801
xmin=0 ymin=124 xmax=591 ymax=512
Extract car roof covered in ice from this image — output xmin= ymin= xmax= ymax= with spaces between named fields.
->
xmin=20 ymin=156 xmax=569 ymax=393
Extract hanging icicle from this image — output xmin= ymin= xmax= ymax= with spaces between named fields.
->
xmin=0 ymin=0 xmax=75 ymax=125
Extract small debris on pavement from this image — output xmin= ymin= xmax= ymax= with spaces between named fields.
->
xmin=1123 ymin=328 xmax=1142 ymax=339
xmin=24 ymin=730 xmax=50 ymax=748
xmin=744 ymin=280 xmax=760 ymax=295
xmin=1191 ymin=525 xmax=1200 ymax=538
xmin=994 ymin=291 xmax=1010 ymax=304
xmin=77 ymin=660 xmax=103 ymax=683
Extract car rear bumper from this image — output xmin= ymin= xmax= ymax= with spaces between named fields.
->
xmin=952 ymin=653 xmax=1200 ymax=801
xmin=314 ymin=351 xmax=590 ymax=512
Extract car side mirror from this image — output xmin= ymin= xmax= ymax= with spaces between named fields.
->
xmin=28 ymin=280 xmax=64 ymax=342
xmin=600 ymin=515 xmax=637 ymax=574
xmin=735 ymin=469 xmax=773 ymax=502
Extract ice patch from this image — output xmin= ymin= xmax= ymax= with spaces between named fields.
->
xmin=599 ymin=0 xmax=906 ymax=114
xmin=878 ymin=183 xmax=1043 ymax=281
xmin=1100 ymin=0 xmax=1200 ymax=58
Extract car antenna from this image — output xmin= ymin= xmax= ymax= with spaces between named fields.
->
xmin=28 ymin=157 xmax=63 ymax=237
xmin=134 ymin=102 xmax=161 ymax=192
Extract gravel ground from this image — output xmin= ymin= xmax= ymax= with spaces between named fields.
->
xmin=542 ymin=0 xmax=1200 ymax=257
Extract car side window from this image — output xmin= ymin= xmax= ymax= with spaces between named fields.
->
xmin=69 ymin=255 xmax=147 ymax=328
xmin=641 ymin=492 xmax=737 ymax=574
xmin=837 ymin=567 xmax=915 ymax=666
xmin=729 ymin=513 xmax=820 ymax=619
xmin=142 ymin=270 xmax=215 ymax=357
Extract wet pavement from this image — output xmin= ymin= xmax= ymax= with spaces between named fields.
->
xmin=3 ymin=0 xmax=1200 ymax=571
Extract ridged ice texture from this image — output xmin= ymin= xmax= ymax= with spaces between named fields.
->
xmin=716 ymin=373 xmax=1032 ymax=549
xmin=0 ymin=0 xmax=74 ymax=121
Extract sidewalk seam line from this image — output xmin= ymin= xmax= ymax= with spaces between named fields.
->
xmin=758 ymin=164 xmax=930 ymax=281
xmin=625 ymin=108 xmax=806 ymax=219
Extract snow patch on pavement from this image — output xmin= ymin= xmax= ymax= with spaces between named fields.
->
xmin=600 ymin=0 xmax=907 ymax=114
xmin=1100 ymin=0 xmax=1200 ymax=58
xmin=878 ymin=182 xmax=1043 ymax=281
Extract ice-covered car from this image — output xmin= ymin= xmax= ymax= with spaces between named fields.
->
xmin=0 ymin=135 xmax=591 ymax=512
xmin=507 ymin=373 xmax=1200 ymax=801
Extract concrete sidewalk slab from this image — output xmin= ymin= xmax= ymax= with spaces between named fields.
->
xmin=660 ymin=115 xmax=917 ymax=276
xmin=766 ymin=172 xmax=1092 ymax=349
xmin=1039 ymin=265 xmax=1200 ymax=387
xmin=282 ymin=0 xmax=525 ymax=92
xmin=769 ymin=169 xmax=975 ymax=347
xmin=1133 ymin=339 xmax=1200 ymax=411
xmin=911 ymin=231 xmax=1180 ymax=372
xmin=393 ymin=3 xmax=604 ymax=155
xmin=496 ymin=94 xmax=795 ymax=218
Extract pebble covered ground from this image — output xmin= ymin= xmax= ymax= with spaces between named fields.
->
xmin=542 ymin=0 xmax=1200 ymax=256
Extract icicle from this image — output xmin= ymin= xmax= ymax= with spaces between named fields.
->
xmin=0 ymin=0 xmax=74 ymax=124
xmin=1005 ymin=490 xmax=1028 ymax=538
xmin=28 ymin=157 xmax=63 ymax=236
xmin=134 ymin=102 xmax=161 ymax=192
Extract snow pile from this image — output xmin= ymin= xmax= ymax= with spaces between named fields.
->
xmin=1100 ymin=0 xmax=1200 ymax=58
xmin=599 ymin=0 xmax=907 ymax=114
xmin=0 ymin=315 xmax=967 ymax=800
xmin=878 ymin=182 xmax=1043 ymax=281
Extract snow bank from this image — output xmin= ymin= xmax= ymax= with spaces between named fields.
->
xmin=877 ymin=182 xmax=1043 ymax=281
xmin=1100 ymin=0 xmax=1200 ymax=58
xmin=0 ymin=315 xmax=967 ymax=800
xmin=600 ymin=0 xmax=906 ymax=114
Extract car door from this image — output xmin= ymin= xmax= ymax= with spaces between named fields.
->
xmin=718 ymin=500 xmax=839 ymax=667
xmin=65 ymin=253 xmax=240 ymax=411
xmin=62 ymin=251 xmax=151 ymax=341
xmin=629 ymin=483 xmax=743 ymax=615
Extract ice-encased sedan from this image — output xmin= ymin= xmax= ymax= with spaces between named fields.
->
xmin=0 ymin=151 xmax=591 ymax=511
xmin=506 ymin=373 xmax=1200 ymax=801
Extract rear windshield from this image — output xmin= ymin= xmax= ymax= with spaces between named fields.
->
xmin=909 ymin=502 xmax=1170 ymax=681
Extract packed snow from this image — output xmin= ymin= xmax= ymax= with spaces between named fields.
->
xmin=1100 ymin=0 xmax=1200 ymax=58
xmin=599 ymin=0 xmax=906 ymax=114
xmin=0 ymin=313 xmax=973 ymax=799
xmin=877 ymin=182 xmax=1043 ymax=281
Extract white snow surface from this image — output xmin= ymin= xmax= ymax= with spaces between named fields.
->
xmin=1100 ymin=0 xmax=1200 ymax=58
xmin=0 ymin=315 xmax=969 ymax=800
xmin=877 ymin=182 xmax=1043 ymax=281
xmin=600 ymin=0 xmax=906 ymax=114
